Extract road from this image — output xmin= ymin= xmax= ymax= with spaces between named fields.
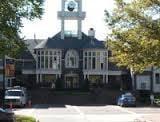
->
xmin=13 ymin=105 xmax=160 ymax=122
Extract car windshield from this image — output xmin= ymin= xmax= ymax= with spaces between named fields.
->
xmin=5 ymin=91 xmax=22 ymax=96
xmin=122 ymin=95 xmax=133 ymax=98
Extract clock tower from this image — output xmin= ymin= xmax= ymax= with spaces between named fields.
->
xmin=58 ymin=0 xmax=86 ymax=39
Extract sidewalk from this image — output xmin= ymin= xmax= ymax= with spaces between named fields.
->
xmin=141 ymin=114 xmax=160 ymax=122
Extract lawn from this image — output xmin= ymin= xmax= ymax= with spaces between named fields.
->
xmin=16 ymin=115 xmax=37 ymax=122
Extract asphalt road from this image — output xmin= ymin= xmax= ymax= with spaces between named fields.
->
xmin=13 ymin=105 xmax=160 ymax=122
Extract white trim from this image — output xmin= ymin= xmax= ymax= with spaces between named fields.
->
xmin=65 ymin=73 xmax=79 ymax=77
xmin=22 ymin=70 xmax=36 ymax=74
xmin=83 ymin=70 xmax=126 ymax=75
xmin=83 ymin=70 xmax=107 ymax=75
xmin=83 ymin=49 xmax=107 ymax=51
xmin=40 ymin=74 xmax=42 ymax=82
xmin=36 ymin=69 xmax=61 ymax=75
xmin=36 ymin=74 xmax=39 ymax=83
xmin=108 ymin=71 xmax=126 ymax=75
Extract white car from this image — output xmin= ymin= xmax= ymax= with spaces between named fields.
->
xmin=5 ymin=88 xmax=28 ymax=107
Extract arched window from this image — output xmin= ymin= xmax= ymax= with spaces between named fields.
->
xmin=65 ymin=50 xmax=79 ymax=68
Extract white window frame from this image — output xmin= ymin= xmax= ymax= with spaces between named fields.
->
xmin=37 ymin=50 xmax=62 ymax=70
xmin=83 ymin=50 xmax=107 ymax=71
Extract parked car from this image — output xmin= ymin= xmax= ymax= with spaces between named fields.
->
xmin=6 ymin=86 xmax=27 ymax=94
xmin=0 ymin=108 xmax=15 ymax=122
xmin=117 ymin=92 xmax=136 ymax=107
xmin=5 ymin=87 xmax=28 ymax=107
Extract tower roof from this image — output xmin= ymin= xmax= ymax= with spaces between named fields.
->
xmin=35 ymin=32 xmax=105 ymax=49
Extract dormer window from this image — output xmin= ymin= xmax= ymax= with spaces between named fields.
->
xmin=65 ymin=50 xmax=79 ymax=68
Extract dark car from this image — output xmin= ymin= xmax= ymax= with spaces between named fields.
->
xmin=0 ymin=108 xmax=15 ymax=122
xmin=117 ymin=92 xmax=136 ymax=107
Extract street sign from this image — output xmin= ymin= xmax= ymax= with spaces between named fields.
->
xmin=5 ymin=59 xmax=15 ymax=77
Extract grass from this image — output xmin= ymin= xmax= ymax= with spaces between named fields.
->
xmin=16 ymin=115 xmax=37 ymax=122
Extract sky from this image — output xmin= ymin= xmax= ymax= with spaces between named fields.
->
xmin=21 ymin=0 xmax=114 ymax=40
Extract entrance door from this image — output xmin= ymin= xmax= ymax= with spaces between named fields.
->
xmin=65 ymin=75 xmax=79 ymax=89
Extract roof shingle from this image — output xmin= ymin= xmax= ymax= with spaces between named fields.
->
xmin=35 ymin=32 xmax=105 ymax=49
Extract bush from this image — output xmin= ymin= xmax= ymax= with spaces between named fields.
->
xmin=55 ymin=78 xmax=63 ymax=90
xmin=16 ymin=115 xmax=36 ymax=122
xmin=154 ymin=95 xmax=160 ymax=106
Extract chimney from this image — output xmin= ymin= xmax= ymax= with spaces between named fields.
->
xmin=88 ymin=28 xmax=95 ymax=38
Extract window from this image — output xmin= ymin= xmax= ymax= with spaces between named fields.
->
xmin=38 ymin=56 xmax=40 ymax=68
xmin=65 ymin=50 xmax=79 ymax=68
xmin=37 ymin=50 xmax=61 ymax=70
xmin=84 ymin=57 xmax=87 ymax=69
xmin=92 ymin=57 xmax=96 ymax=69
xmin=83 ymin=50 xmax=107 ymax=70
xmin=156 ymin=74 xmax=160 ymax=84
xmin=37 ymin=50 xmax=41 ymax=69
xmin=53 ymin=57 xmax=57 ymax=69
xmin=88 ymin=57 xmax=91 ymax=69
xmin=41 ymin=55 xmax=44 ymax=68
xmin=101 ymin=63 xmax=104 ymax=70
xmin=49 ymin=56 xmax=53 ymax=68
xmin=45 ymin=55 xmax=48 ymax=68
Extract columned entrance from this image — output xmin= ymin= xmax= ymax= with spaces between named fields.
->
xmin=65 ymin=74 xmax=79 ymax=89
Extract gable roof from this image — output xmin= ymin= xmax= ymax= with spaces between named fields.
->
xmin=24 ymin=39 xmax=44 ymax=59
xmin=35 ymin=32 xmax=105 ymax=49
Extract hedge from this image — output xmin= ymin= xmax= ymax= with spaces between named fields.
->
xmin=16 ymin=115 xmax=37 ymax=122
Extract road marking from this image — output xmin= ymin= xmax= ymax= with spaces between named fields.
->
xmin=68 ymin=105 xmax=91 ymax=122
xmin=72 ymin=106 xmax=84 ymax=115
xmin=114 ymin=106 xmax=137 ymax=115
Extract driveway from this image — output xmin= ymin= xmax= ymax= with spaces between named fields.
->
xmin=13 ymin=105 xmax=160 ymax=122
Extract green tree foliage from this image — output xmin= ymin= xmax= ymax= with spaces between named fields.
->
xmin=105 ymin=0 xmax=160 ymax=72
xmin=0 ymin=0 xmax=44 ymax=57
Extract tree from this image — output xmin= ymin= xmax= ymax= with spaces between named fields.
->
xmin=0 ymin=0 xmax=44 ymax=58
xmin=105 ymin=0 xmax=160 ymax=73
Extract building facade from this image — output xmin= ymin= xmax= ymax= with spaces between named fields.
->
xmin=1 ymin=0 xmax=160 ymax=93
xmin=30 ymin=0 xmax=129 ymax=89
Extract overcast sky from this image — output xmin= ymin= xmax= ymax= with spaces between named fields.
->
xmin=21 ymin=0 xmax=114 ymax=40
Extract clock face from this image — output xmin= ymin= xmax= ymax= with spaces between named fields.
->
xmin=67 ymin=1 xmax=76 ymax=11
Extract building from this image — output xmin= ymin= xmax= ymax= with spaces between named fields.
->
xmin=132 ymin=67 xmax=160 ymax=93
xmin=15 ymin=0 xmax=130 ymax=90
xmin=0 ymin=0 xmax=159 ymax=94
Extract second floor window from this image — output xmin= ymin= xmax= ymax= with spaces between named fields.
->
xmin=65 ymin=50 xmax=79 ymax=68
